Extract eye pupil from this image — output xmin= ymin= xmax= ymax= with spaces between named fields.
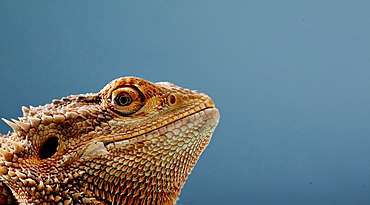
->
xmin=116 ymin=93 xmax=132 ymax=106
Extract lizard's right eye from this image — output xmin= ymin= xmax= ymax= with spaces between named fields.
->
xmin=110 ymin=87 xmax=145 ymax=115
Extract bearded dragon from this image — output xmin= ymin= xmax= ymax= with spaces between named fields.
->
xmin=0 ymin=76 xmax=220 ymax=205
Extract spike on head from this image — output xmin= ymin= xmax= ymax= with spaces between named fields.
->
xmin=21 ymin=106 xmax=30 ymax=116
xmin=2 ymin=118 xmax=21 ymax=132
xmin=11 ymin=119 xmax=30 ymax=132
xmin=28 ymin=117 xmax=41 ymax=128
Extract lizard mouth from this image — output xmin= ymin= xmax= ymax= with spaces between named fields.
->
xmin=98 ymin=95 xmax=217 ymax=145
xmin=103 ymin=107 xmax=220 ymax=148
xmin=80 ymin=107 xmax=219 ymax=161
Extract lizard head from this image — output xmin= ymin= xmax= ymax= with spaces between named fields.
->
xmin=0 ymin=76 xmax=220 ymax=204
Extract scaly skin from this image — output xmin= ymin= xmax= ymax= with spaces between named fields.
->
xmin=0 ymin=77 xmax=220 ymax=204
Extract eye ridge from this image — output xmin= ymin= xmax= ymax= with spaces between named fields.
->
xmin=115 ymin=92 xmax=132 ymax=106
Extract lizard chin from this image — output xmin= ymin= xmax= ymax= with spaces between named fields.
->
xmin=77 ymin=107 xmax=220 ymax=203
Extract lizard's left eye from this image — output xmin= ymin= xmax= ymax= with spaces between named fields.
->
xmin=110 ymin=87 xmax=145 ymax=115
xmin=115 ymin=92 xmax=132 ymax=106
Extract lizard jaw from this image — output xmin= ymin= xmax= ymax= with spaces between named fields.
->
xmin=103 ymin=107 xmax=219 ymax=146
xmin=81 ymin=108 xmax=220 ymax=160
xmin=78 ymin=108 xmax=220 ymax=203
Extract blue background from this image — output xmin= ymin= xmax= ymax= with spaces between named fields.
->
xmin=1 ymin=1 xmax=370 ymax=204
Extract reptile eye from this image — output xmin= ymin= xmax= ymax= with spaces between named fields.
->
xmin=39 ymin=137 xmax=59 ymax=159
xmin=110 ymin=87 xmax=145 ymax=115
xmin=115 ymin=93 xmax=132 ymax=106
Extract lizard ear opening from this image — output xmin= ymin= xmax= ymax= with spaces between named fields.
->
xmin=39 ymin=137 xmax=59 ymax=159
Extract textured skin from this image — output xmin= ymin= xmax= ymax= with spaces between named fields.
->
xmin=0 ymin=77 xmax=220 ymax=205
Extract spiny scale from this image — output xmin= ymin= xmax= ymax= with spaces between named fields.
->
xmin=6 ymin=140 xmax=24 ymax=153
xmin=0 ymin=76 xmax=220 ymax=204
xmin=11 ymin=119 xmax=30 ymax=132
xmin=21 ymin=106 xmax=30 ymax=116
xmin=1 ymin=119 xmax=20 ymax=133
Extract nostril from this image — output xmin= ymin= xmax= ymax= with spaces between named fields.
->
xmin=168 ymin=93 xmax=180 ymax=106
xmin=169 ymin=94 xmax=176 ymax=105
xmin=39 ymin=137 xmax=59 ymax=159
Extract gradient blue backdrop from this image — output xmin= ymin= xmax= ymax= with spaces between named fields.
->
xmin=1 ymin=1 xmax=370 ymax=204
